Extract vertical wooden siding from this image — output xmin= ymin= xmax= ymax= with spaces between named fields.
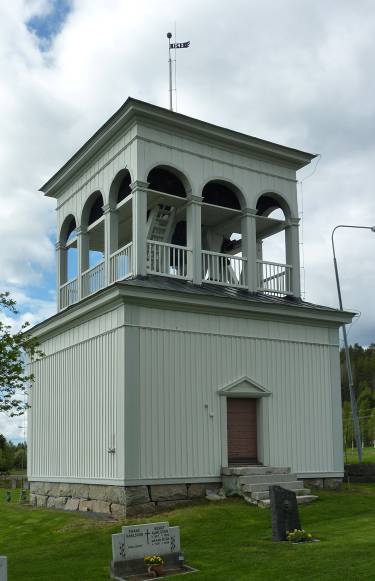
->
xmin=29 ymin=325 xmax=125 ymax=482
xmin=135 ymin=307 xmax=341 ymax=479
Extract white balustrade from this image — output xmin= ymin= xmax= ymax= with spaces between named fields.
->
xmin=147 ymin=240 xmax=190 ymax=279
xmin=59 ymin=278 xmax=78 ymax=309
xmin=257 ymin=260 xmax=292 ymax=294
xmin=201 ymin=251 xmax=247 ymax=288
xmin=82 ymin=261 xmax=105 ymax=297
xmin=110 ymin=242 xmax=133 ymax=282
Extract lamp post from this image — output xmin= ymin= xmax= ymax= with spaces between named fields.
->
xmin=331 ymin=224 xmax=375 ymax=463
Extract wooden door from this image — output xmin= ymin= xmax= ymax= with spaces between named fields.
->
xmin=227 ymin=398 xmax=257 ymax=464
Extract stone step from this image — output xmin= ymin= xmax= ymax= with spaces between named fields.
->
xmin=238 ymin=473 xmax=297 ymax=486
xmin=241 ymin=480 xmax=303 ymax=493
xmin=222 ymin=466 xmax=290 ymax=477
xmin=257 ymin=495 xmax=319 ymax=508
xmin=250 ymin=488 xmax=310 ymax=501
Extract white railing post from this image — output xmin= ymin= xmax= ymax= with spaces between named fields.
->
xmin=285 ymin=217 xmax=300 ymax=297
xmin=110 ymin=242 xmax=133 ymax=282
xmin=186 ymin=194 xmax=202 ymax=284
xmin=131 ymin=181 xmax=148 ymax=276
xmin=146 ymin=241 xmax=189 ymax=279
xmin=103 ymin=202 xmax=118 ymax=287
xmin=76 ymin=225 xmax=89 ymax=300
xmin=201 ymin=251 xmax=247 ymax=288
xmin=256 ymin=260 xmax=292 ymax=294
xmin=242 ymin=208 xmax=258 ymax=292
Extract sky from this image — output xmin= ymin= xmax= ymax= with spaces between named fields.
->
xmin=1 ymin=0 xmax=375 ymax=439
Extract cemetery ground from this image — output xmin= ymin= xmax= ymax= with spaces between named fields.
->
xmin=0 ymin=484 xmax=374 ymax=581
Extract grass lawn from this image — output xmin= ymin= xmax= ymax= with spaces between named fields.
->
xmin=344 ymin=446 xmax=375 ymax=464
xmin=0 ymin=484 xmax=374 ymax=580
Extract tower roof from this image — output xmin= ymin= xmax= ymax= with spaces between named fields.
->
xmin=40 ymin=97 xmax=317 ymax=198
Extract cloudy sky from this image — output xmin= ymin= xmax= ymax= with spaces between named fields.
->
xmin=1 ymin=0 xmax=375 ymax=439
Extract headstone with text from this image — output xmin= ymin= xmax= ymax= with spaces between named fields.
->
xmin=110 ymin=521 xmax=183 ymax=579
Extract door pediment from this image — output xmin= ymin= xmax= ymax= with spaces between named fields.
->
xmin=218 ymin=376 xmax=271 ymax=398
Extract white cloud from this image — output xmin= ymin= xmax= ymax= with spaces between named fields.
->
xmin=1 ymin=0 xmax=375 ymax=438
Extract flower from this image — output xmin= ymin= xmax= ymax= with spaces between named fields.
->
xmin=144 ymin=555 xmax=164 ymax=566
xmin=286 ymin=529 xmax=314 ymax=543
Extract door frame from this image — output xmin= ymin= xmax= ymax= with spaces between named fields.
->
xmin=218 ymin=376 xmax=271 ymax=468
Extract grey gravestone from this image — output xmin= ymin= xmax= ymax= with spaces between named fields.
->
xmin=111 ymin=521 xmax=183 ymax=578
xmin=169 ymin=526 xmax=181 ymax=554
xmin=0 ymin=556 xmax=7 ymax=581
xmin=121 ymin=521 xmax=171 ymax=560
xmin=269 ymin=485 xmax=301 ymax=541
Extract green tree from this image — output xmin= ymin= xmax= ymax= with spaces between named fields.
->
xmin=0 ymin=292 xmax=43 ymax=416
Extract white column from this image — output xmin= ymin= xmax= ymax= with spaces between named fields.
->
xmin=55 ymin=242 xmax=66 ymax=311
xmin=77 ymin=226 xmax=89 ymax=300
xmin=102 ymin=203 xmax=118 ymax=285
xmin=131 ymin=180 xmax=148 ymax=276
xmin=285 ymin=218 xmax=301 ymax=297
xmin=186 ymin=194 xmax=202 ymax=284
xmin=242 ymin=208 xmax=258 ymax=292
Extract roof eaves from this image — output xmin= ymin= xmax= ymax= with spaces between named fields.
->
xmin=39 ymin=98 xmax=317 ymax=198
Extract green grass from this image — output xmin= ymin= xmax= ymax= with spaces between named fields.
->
xmin=0 ymin=485 xmax=375 ymax=580
xmin=344 ymin=446 xmax=375 ymax=464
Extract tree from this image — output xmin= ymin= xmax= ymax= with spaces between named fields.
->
xmin=0 ymin=292 xmax=43 ymax=416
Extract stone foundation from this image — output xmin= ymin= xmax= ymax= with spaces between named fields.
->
xmin=29 ymin=481 xmax=219 ymax=517
xmin=303 ymin=477 xmax=342 ymax=490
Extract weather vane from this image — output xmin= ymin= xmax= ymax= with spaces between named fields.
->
xmin=167 ymin=32 xmax=190 ymax=112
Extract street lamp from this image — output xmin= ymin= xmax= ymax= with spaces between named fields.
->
xmin=331 ymin=224 xmax=375 ymax=463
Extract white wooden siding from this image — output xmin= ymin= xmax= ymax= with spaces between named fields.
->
xmin=130 ymin=306 xmax=342 ymax=480
xmin=28 ymin=314 xmax=125 ymax=484
xmin=29 ymin=301 xmax=343 ymax=484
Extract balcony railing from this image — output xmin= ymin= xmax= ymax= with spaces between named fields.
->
xmin=147 ymin=240 xmax=190 ymax=279
xmin=257 ymin=260 xmax=292 ymax=295
xmin=110 ymin=242 xmax=133 ymax=282
xmin=202 ymin=251 xmax=247 ymax=288
xmin=58 ymin=246 xmax=295 ymax=311
xmin=59 ymin=278 xmax=78 ymax=309
xmin=82 ymin=261 xmax=105 ymax=297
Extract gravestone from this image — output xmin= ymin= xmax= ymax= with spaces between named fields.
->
xmin=0 ymin=557 xmax=7 ymax=581
xmin=111 ymin=521 xmax=183 ymax=579
xmin=269 ymin=485 xmax=301 ymax=541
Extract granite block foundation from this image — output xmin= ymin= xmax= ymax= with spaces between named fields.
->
xmin=29 ymin=481 xmax=219 ymax=517
xmin=303 ymin=477 xmax=342 ymax=490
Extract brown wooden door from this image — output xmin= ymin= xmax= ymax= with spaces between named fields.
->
xmin=227 ymin=398 xmax=257 ymax=464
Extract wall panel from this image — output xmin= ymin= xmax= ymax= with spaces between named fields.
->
xmin=29 ymin=327 xmax=125 ymax=483
xmin=134 ymin=307 xmax=341 ymax=480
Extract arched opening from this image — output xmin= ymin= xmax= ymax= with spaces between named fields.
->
xmin=147 ymin=166 xmax=187 ymax=198
xmin=201 ymin=180 xmax=245 ymax=287
xmin=109 ymin=170 xmax=133 ymax=248
xmin=256 ymin=193 xmax=290 ymax=264
xmin=59 ymin=215 xmax=77 ymax=283
xmin=145 ymin=166 xmax=189 ymax=278
xmin=256 ymin=193 xmax=292 ymax=295
xmin=81 ymin=191 xmax=105 ymax=295
xmin=107 ymin=170 xmax=133 ymax=281
xmin=109 ymin=169 xmax=132 ymax=206
xmin=202 ymin=181 xmax=241 ymax=210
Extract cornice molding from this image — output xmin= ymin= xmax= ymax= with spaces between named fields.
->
xmin=40 ymin=98 xmax=316 ymax=198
